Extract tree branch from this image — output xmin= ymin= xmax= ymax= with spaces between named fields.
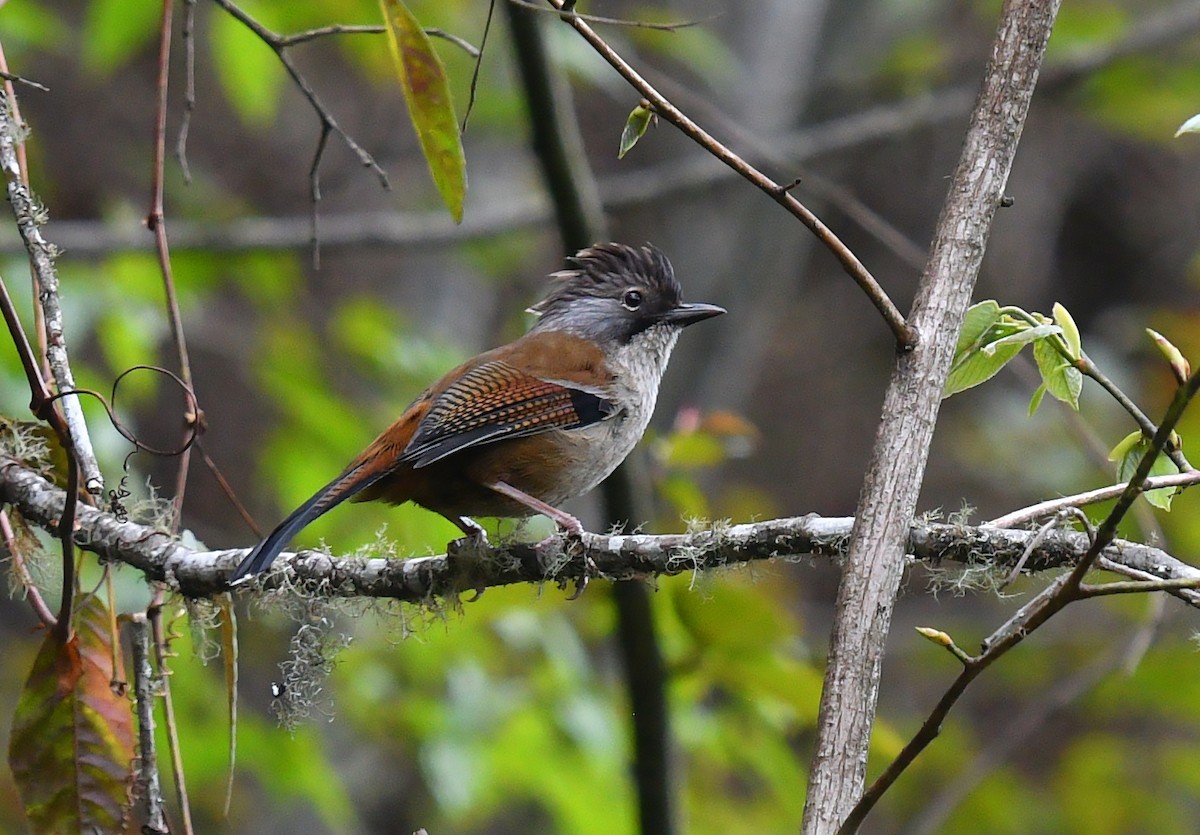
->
xmin=0 ymin=94 xmax=103 ymax=495
xmin=3 ymin=457 xmax=1197 ymax=605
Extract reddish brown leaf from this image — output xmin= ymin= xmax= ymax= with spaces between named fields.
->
xmin=8 ymin=595 xmax=135 ymax=833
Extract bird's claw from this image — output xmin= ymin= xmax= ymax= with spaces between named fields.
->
xmin=565 ymin=551 xmax=598 ymax=601
xmin=447 ymin=527 xmax=491 ymax=601
xmin=536 ymin=526 xmax=593 ymax=600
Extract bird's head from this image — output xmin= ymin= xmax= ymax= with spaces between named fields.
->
xmin=528 ymin=242 xmax=725 ymax=347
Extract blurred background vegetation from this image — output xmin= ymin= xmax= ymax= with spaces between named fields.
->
xmin=2 ymin=0 xmax=1200 ymax=832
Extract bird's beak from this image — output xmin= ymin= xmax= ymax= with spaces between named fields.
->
xmin=664 ymin=301 xmax=726 ymax=327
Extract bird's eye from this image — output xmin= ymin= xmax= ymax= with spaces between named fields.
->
xmin=622 ymin=289 xmax=644 ymax=310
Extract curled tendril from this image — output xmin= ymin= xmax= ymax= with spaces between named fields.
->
xmin=47 ymin=364 xmax=202 ymax=458
xmin=107 ymin=463 xmax=132 ymax=523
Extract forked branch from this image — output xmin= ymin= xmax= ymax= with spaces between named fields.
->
xmin=841 ymin=366 xmax=1200 ymax=831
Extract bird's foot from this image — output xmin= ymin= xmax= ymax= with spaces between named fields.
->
xmin=536 ymin=525 xmax=594 ymax=600
xmin=447 ymin=521 xmax=491 ymax=601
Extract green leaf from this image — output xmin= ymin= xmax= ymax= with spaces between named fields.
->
xmin=82 ymin=0 xmax=159 ymax=73
xmin=618 ymin=104 xmax=653 ymax=159
xmin=944 ymin=339 xmax=1024 ymax=397
xmin=1052 ymin=302 xmax=1082 ymax=359
xmin=1028 ymin=382 xmax=1047 ymax=415
xmin=945 ymin=301 xmax=1016 ymax=396
xmin=1033 ymin=337 xmax=1082 ymax=410
xmin=3 ymin=3 xmax=69 ymax=53
xmin=983 ymin=323 xmax=1060 ymax=354
xmin=1146 ymin=328 xmax=1191 ymax=385
xmin=1108 ymin=430 xmax=1142 ymax=464
xmin=1115 ymin=435 xmax=1181 ymax=511
xmin=210 ymin=10 xmax=287 ymax=127
xmin=380 ymin=0 xmax=467 ymax=222
xmin=1175 ymin=113 xmax=1200 ymax=137
xmin=954 ymin=300 xmax=1003 ymax=355
xmin=659 ymin=473 xmax=709 ymax=519
xmin=661 ymin=431 xmax=727 ymax=469
xmin=8 ymin=595 xmax=135 ymax=832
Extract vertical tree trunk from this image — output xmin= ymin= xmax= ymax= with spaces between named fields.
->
xmin=801 ymin=2 xmax=1063 ymax=831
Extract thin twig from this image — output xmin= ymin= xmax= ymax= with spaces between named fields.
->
xmin=149 ymin=6 xmax=198 ymax=831
xmin=1000 ymin=515 xmax=1059 ymax=588
xmin=1078 ymin=353 xmax=1191 ymax=471
xmin=270 ymin=23 xmax=480 ymax=56
xmin=638 ymin=65 xmax=929 ymax=272
xmin=426 ymin=27 xmax=481 ymax=58
xmin=904 ymin=595 xmax=1165 ymax=835
xmin=0 ymin=69 xmax=47 ymax=92
xmin=197 ymin=439 xmax=262 ymax=537
xmin=1003 ymin=308 xmax=1185 ymax=477
xmin=150 ymin=600 xmax=195 ymax=835
xmin=506 ymin=0 xmax=717 ymax=30
xmin=208 ymin=0 xmax=390 ymax=267
xmin=1094 ymin=556 xmax=1200 ymax=605
xmin=539 ymin=0 xmax=915 ymax=349
xmin=1011 ymin=353 xmax=1168 ymax=581
xmin=51 ymin=458 xmax=78 ymax=643
xmin=984 ymin=470 xmax=1200 ymax=528
xmin=0 ymin=92 xmax=104 ymax=495
xmin=130 ymin=614 xmax=169 ymax=835
xmin=275 ymin=23 xmax=384 ymax=47
xmin=0 ymin=41 xmax=48 ymax=377
xmin=0 ymin=510 xmax=55 ymax=628
xmin=838 ymin=574 xmax=1073 ymax=834
xmin=460 ymin=1 xmax=495 ymax=131
xmin=1068 ymin=369 xmax=1200 ymax=582
xmin=150 ymin=0 xmax=195 ymax=530
xmin=176 ymin=0 xmax=197 ymax=183
xmin=1077 ymin=576 xmax=1200 ymax=597
xmin=0 ymin=267 xmax=52 ymax=412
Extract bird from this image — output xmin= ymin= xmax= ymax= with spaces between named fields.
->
xmin=230 ymin=242 xmax=725 ymax=581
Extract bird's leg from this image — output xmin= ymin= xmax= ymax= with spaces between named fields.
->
xmin=484 ymin=480 xmax=583 ymax=534
xmin=484 ymin=479 xmax=594 ymax=597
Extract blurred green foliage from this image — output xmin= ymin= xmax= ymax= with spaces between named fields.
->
xmin=1 ymin=1 xmax=1200 ymax=834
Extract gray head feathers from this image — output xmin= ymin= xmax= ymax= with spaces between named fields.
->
xmin=528 ymin=243 xmax=680 ymax=318
xmin=526 ymin=243 xmax=687 ymax=346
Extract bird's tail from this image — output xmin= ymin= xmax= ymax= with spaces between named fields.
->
xmin=230 ymin=462 xmax=384 ymax=581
